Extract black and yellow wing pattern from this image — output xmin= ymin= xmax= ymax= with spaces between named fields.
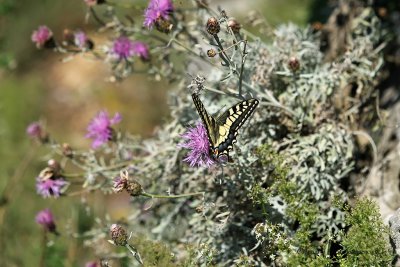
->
xmin=192 ymin=93 xmax=259 ymax=160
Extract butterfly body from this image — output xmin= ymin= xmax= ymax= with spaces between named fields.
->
xmin=192 ymin=93 xmax=259 ymax=160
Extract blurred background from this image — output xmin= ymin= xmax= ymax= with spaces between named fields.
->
xmin=0 ymin=0 xmax=327 ymax=266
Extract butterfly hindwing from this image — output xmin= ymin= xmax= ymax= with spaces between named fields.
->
xmin=192 ymin=93 xmax=259 ymax=159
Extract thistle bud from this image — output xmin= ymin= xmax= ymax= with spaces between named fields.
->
xmin=26 ymin=121 xmax=49 ymax=143
xmin=31 ymin=26 xmax=56 ymax=49
xmin=288 ymin=57 xmax=300 ymax=72
xmin=110 ymin=224 xmax=128 ymax=246
xmin=207 ymin=49 xmax=216 ymax=57
xmin=126 ymin=180 xmax=143 ymax=196
xmin=47 ymin=159 xmax=61 ymax=173
xmin=228 ymin=19 xmax=241 ymax=33
xmin=195 ymin=205 xmax=204 ymax=213
xmin=311 ymin=21 xmax=323 ymax=31
xmin=62 ymin=143 xmax=73 ymax=158
xmin=63 ymin=29 xmax=75 ymax=45
xmin=206 ymin=17 xmax=220 ymax=35
xmin=36 ymin=209 xmax=58 ymax=234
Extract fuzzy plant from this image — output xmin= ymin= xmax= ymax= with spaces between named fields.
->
xmin=26 ymin=0 xmax=398 ymax=266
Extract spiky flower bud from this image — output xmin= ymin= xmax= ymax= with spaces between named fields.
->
xmin=195 ymin=205 xmax=204 ymax=213
xmin=62 ymin=143 xmax=73 ymax=158
xmin=206 ymin=17 xmax=220 ymax=35
xmin=228 ymin=19 xmax=241 ymax=33
xmin=288 ymin=56 xmax=300 ymax=72
xmin=110 ymin=224 xmax=128 ymax=246
xmin=47 ymin=159 xmax=61 ymax=173
xmin=126 ymin=180 xmax=143 ymax=196
xmin=207 ymin=49 xmax=216 ymax=57
xmin=63 ymin=29 xmax=74 ymax=45
xmin=36 ymin=209 xmax=57 ymax=234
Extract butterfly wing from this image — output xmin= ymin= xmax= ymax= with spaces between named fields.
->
xmin=192 ymin=93 xmax=218 ymax=148
xmin=214 ymin=98 xmax=259 ymax=157
xmin=192 ymin=93 xmax=259 ymax=160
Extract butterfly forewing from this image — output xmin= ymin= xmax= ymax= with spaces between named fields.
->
xmin=192 ymin=93 xmax=218 ymax=146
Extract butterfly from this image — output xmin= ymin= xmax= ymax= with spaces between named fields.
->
xmin=192 ymin=93 xmax=259 ymax=161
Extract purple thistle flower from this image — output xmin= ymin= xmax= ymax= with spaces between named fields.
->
xmin=111 ymin=37 xmax=135 ymax=60
xmin=132 ymin=41 xmax=150 ymax=60
xmin=144 ymin=0 xmax=174 ymax=28
xmin=31 ymin=26 xmax=53 ymax=48
xmin=26 ymin=122 xmax=42 ymax=138
xmin=36 ymin=177 xmax=68 ymax=198
xmin=86 ymin=110 xmax=122 ymax=149
xmin=74 ymin=31 xmax=88 ymax=48
xmin=35 ymin=208 xmax=57 ymax=233
xmin=113 ymin=176 xmax=127 ymax=193
xmin=179 ymin=122 xmax=215 ymax=168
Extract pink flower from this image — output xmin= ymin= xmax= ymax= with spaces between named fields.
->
xmin=85 ymin=261 xmax=98 ymax=267
xmin=31 ymin=26 xmax=53 ymax=48
xmin=26 ymin=122 xmax=42 ymax=138
xmin=179 ymin=122 xmax=214 ymax=168
xmin=132 ymin=41 xmax=149 ymax=60
xmin=111 ymin=37 xmax=135 ymax=60
xmin=35 ymin=209 xmax=57 ymax=233
xmin=36 ymin=177 xmax=68 ymax=198
xmin=86 ymin=110 xmax=122 ymax=149
xmin=144 ymin=0 xmax=174 ymax=28
xmin=74 ymin=31 xmax=88 ymax=48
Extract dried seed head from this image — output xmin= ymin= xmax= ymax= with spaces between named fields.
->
xmin=63 ymin=29 xmax=74 ymax=44
xmin=206 ymin=17 xmax=220 ymax=35
xmin=126 ymin=180 xmax=143 ymax=196
xmin=311 ymin=21 xmax=323 ymax=31
xmin=195 ymin=205 xmax=204 ymax=213
xmin=288 ymin=56 xmax=300 ymax=72
xmin=47 ymin=159 xmax=61 ymax=173
xmin=110 ymin=224 xmax=128 ymax=246
xmin=228 ymin=19 xmax=241 ymax=33
xmin=207 ymin=49 xmax=216 ymax=57
xmin=62 ymin=143 xmax=73 ymax=158
xmin=378 ymin=7 xmax=387 ymax=18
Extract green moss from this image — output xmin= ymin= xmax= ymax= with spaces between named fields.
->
xmin=338 ymin=198 xmax=394 ymax=267
xmin=132 ymin=235 xmax=180 ymax=267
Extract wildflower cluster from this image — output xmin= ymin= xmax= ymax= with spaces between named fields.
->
xmin=26 ymin=0 xmax=400 ymax=266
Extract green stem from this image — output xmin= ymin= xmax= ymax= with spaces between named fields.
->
xmin=213 ymin=35 xmax=231 ymax=67
xmin=172 ymin=39 xmax=216 ymax=68
xmin=238 ymin=40 xmax=248 ymax=97
xmin=125 ymin=244 xmax=143 ymax=265
xmin=141 ymin=191 xmax=204 ymax=199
